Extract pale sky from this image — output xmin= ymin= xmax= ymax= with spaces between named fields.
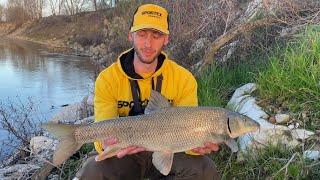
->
xmin=0 ymin=0 xmax=6 ymax=5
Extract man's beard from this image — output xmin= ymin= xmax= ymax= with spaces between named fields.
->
xmin=134 ymin=45 xmax=163 ymax=65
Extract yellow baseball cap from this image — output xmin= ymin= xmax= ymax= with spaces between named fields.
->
xmin=130 ymin=4 xmax=169 ymax=35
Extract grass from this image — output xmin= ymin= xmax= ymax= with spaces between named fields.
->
xmin=197 ymin=26 xmax=320 ymax=179
xmin=256 ymin=26 xmax=320 ymax=130
xmin=197 ymin=56 xmax=266 ymax=107
xmin=52 ymin=144 xmax=94 ymax=179
xmin=210 ymin=143 xmax=320 ymax=179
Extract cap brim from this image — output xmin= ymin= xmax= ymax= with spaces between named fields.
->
xmin=130 ymin=25 xmax=169 ymax=35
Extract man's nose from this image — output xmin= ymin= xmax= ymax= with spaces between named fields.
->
xmin=144 ymin=35 xmax=152 ymax=47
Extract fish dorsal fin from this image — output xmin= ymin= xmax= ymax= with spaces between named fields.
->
xmin=152 ymin=151 xmax=174 ymax=175
xmin=145 ymin=90 xmax=171 ymax=114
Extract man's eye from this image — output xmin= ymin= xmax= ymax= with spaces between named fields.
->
xmin=153 ymin=33 xmax=162 ymax=39
xmin=137 ymin=32 xmax=147 ymax=37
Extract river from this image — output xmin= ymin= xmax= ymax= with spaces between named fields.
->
xmin=0 ymin=38 xmax=96 ymax=158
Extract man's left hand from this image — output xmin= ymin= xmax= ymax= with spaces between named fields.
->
xmin=191 ymin=142 xmax=219 ymax=155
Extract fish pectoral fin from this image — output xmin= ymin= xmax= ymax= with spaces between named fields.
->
xmin=225 ymin=138 xmax=239 ymax=153
xmin=152 ymin=151 xmax=174 ymax=176
xmin=95 ymin=145 xmax=121 ymax=161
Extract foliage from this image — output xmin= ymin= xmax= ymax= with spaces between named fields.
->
xmin=210 ymin=143 xmax=320 ymax=179
xmin=256 ymin=26 xmax=320 ymax=130
xmin=197 ymin=56 xmax=266 ymax=107
xmin=53 ymin=144 xmax=94 ymax=179
xmin=197 ymin=26 xmax=320 ymax=179
xmin=0 ymin=97 xmax=44 ymax=163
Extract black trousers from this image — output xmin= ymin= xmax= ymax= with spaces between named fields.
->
xmin=76 ymin=152 xmax=221 ymax=180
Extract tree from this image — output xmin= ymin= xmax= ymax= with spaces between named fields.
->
xmin=23 ymin=0 xmax=45 ymax=20
xmin=0 ymin=5 xmax=4 ymax=21
xmin=48 ymin=0 xmax=65 ymax=15
xmin=6 ymin=0 xmax=26 ymax=25
xmin=64 ymin=0 xmax=90 ymax=15
xmin=93 ymin=0 xmax=97 ymax=11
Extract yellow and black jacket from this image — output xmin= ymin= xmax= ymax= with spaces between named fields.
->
xmin=94 ymin=48 xmax=198 ymax=153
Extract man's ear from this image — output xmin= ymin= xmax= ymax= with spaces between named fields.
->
xmin=164 ymin=35 xmax=169 ymax=46
xmin=128 ymin=32 xmax=133 ymax=42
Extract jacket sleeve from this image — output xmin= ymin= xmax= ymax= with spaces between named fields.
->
xmin=175 ymin=71 xmax=198 ymax=107
xmin=93 ymin=73 xmax=118 ymax=153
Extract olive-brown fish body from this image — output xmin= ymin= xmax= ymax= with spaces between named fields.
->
xmin=75 ymin=107 xmax=229 ymax=152
xmin=42 ymin=91 xmax=260 ymax=175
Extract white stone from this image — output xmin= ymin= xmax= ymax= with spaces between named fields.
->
xmin=288 ymin=124 xmax=295 ymax=129
xmin=303 ymin=150 xmax=320 ymax=160
xmin=291 ymin=129 xmax=314 ymax=140
xmin=30 ymin=136 xmax=54 ymax=155
xmin=50 ymin=103 xmax=83 ymax=123
xmin=227 ymin=83 xmax=315 ymax=159
xmin=275 ymin=114 xmax=290 ymax=124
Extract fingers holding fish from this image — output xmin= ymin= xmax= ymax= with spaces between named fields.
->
xmin=204 ymin=142 xmax=219 ymax=152
xmin=191 ymin=142 xmax=220 ymax=155
xmin=102 ymin=137 xmax=118 ymax=149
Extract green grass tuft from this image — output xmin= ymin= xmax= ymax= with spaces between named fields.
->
xmin=256 ymin=26 xmax=320 ymax=130
xmin=197 ymin=59 xmax=266 ymax=107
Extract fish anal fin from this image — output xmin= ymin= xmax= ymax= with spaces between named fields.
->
xmin=145 ymin=90 xmax=171 ymax=114
xmin=53 ymin=138 xmax=83 ymax=166
xmin=225 ymin=138 xmax=239 ymax=153
xmin=152 ymin=151 xmax=174 ymax=176
xmin=95 ymin=145 xmax=121 ymax=161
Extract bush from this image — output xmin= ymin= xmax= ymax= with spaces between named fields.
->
xmin=74 ymin=32 xmax=105 ymax=47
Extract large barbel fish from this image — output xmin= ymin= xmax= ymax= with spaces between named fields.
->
xmin=43 ymin=91 xmax=260 ymax=175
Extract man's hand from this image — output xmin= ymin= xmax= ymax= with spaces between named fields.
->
xmin=191 ymin=142 xmax=219 ymax=155
xmin=102 ymin=137 xmax=147 ymax=158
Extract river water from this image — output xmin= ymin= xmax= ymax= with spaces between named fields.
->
xmin=0 ymin=38 xmax=96 ymax=158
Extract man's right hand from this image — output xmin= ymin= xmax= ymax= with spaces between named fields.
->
xmin=102 ymin=137 xmax=147 ymax=158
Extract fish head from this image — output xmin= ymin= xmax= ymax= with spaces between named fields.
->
xmin=227 ymin=112 xmax=260 ymax=138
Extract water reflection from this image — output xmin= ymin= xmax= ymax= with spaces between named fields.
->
xmin=0 ymin=38 xmax=95 ymax=119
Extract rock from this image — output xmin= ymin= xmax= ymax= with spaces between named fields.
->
xmin=0 ymin=164 xmax=40 ymax=179
xmin=303 ymin=150 xmax=320 ymax=160
xmin=221 ymin=40 xmax=239 ymax=63
xmin=288 ymin=124 xmax=295 ymax=129
xmin=275 ymin=114 xmax=290 ymax=124
xmin=227 ymin=83 xmax=315 ymax=160
xmin=188 ymin=38 xmax=210 ymax=59
xmin=50 ymin=103 xmax=83 ymax=123
xmin=268 ymin=116 xmax=276 ymax=124
xmin=30 ymin=136 xmax=54 ymax=155
xmin=75 ymin=116 xmax=95 ymax=125
xmin=291 ymin=129 xmax=314 ymax=140
xmin=49 ymin=95 xmax=93 ymax=124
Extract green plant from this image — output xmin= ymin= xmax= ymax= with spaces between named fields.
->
xmin=256 ymin=26 xmax=320 ymax=130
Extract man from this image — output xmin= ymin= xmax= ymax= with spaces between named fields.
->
xmin=76 ymin=4 xmax=220 ymax=180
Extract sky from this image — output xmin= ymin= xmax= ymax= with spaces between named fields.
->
xmin=0 ymin=0 xmax=6 ymax=6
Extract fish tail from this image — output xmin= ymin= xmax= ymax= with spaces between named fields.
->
xmin=42 ymin=122 xmax=83 ymax=166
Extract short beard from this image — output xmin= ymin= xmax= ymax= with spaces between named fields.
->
xmin=133 ymin=44 xmax=162 ymax=65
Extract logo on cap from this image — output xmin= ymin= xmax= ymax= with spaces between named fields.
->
xmin=142 ymin=11 xmax=162 ymax=18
